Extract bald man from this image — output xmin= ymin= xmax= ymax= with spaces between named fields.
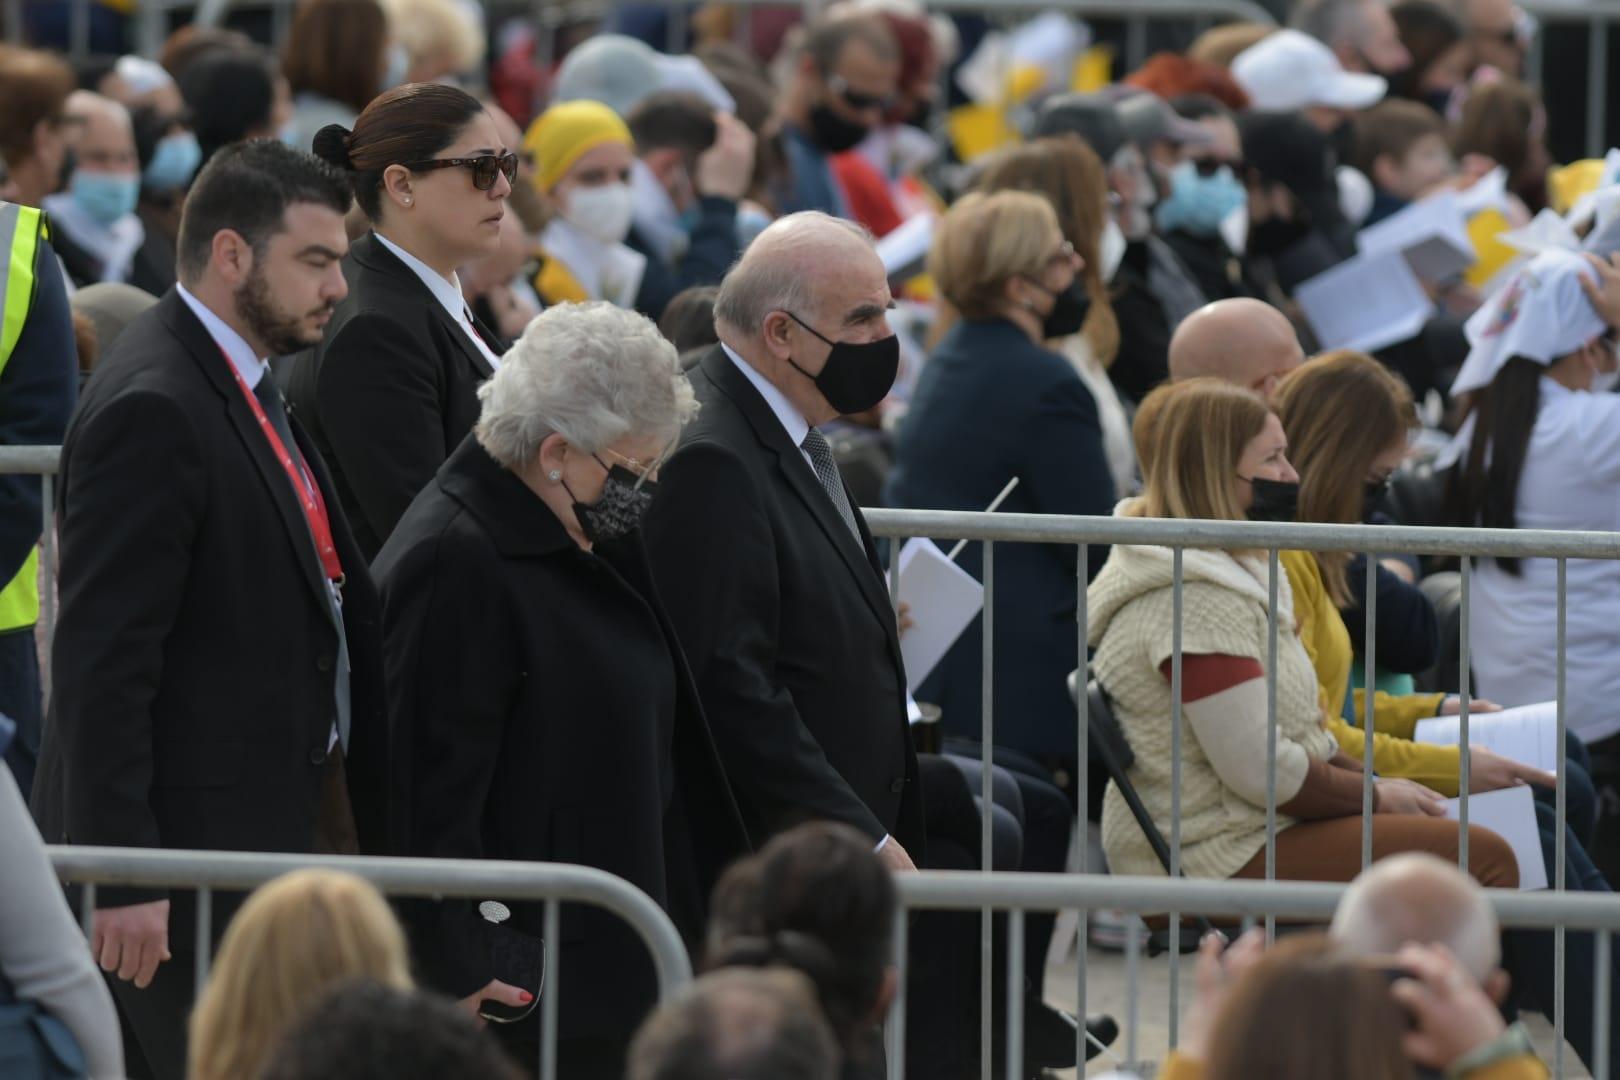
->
xmin=1166 ymin=297 xmax=1305 ymax=401
xmin=43 ymin=91 xmax=148 ymax=289
xmin=642 ymin=211 xmax=924 ymax=872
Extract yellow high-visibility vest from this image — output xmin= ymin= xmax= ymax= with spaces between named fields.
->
xmin=0 ymin=201 xmax=48 ymax=632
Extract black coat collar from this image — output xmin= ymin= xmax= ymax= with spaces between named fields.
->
xmin=436 ymin=436 xmax=576 ymax=559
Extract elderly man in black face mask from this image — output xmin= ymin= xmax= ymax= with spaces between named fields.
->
xmin=774 ymin=13 xmax=899 ymax=218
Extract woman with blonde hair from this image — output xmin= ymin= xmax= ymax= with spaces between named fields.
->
xmin=975 ymin=137 xmax=1133 ymax=495
xmin=188 ymin=869 xmax=412 ymax=1080
xmin=1087 ymin=377 xmax=1518 ymax=891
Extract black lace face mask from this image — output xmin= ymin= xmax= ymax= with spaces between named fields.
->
xmin=565 ymin=459 xmax=658 ymax=545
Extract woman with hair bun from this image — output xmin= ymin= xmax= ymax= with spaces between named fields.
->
xmin=286 ymin=81 xmax=517 ymax=560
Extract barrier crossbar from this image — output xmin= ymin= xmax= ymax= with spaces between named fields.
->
xmin=46 ymin=846 xmax=694 ymax=1080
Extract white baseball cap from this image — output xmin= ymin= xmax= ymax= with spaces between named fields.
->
xmin=1451 ymin=250 xmax=1608 ymax=397
xmin=1231 ymin=29 xmax=1387 ymax=112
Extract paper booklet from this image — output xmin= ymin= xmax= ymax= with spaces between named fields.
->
xmin=893 ymin=537 xmax=985 ymax=694
xmin=1443 ymin=785 xmax=1548 ymax=890
xmin=1413 ymin=701 xmax=1560 ymax=774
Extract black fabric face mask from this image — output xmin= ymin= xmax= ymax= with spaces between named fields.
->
xmin=1023 ymin=277 xmax=1091 ymax=339
xmin=783 ymin=312 xmax=900 ymax=415
xmin=808 ymin=102 xmax=871 ymax=154
xmin=1363 ymin=475 xmax=1393 ymax=522
xmin=1241 ymin=476 xmax=1300 ymax=522
xmin=565 ymin=459 xmax=658 ymax=545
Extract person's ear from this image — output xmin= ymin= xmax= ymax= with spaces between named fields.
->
xmin=210 ymin=228 xmax=254 ymax=288
xmin=867 ymin=966 xmax=899 ymax=1025
xmin=1485 ymin=968 xmax=1511 ymax=1007
xmin=381 ymin=163 xmax=415 ymax=211
xmin=1371 ymin=152 xmax=1403 ymax=194
xmin=537 ymin=432 xmax=571 ymax=483
xmin=761 ymin=309 xmax=796 ymax=360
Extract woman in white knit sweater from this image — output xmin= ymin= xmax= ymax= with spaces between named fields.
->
xmin=1087 ymin=378 xmax=1517 ymax=887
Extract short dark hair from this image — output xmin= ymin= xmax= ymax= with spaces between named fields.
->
xmin=282 ymin=0 xmax=390 ymax=115
xmin=256 ymin=981 xmax=524 ymax=1080
xmin=802 ymin=12 xmax=897 ymax=74
xmin=177 ymin=138 xmax=351 ymax=280
xmin=311 ymin=82 xmax=484 ymax=220
xmin=627 ymin=92 xmax=717 ymax=162
xmin=658 ymin=286 xmax=720 ymax=354
xmin=178 ymin=46 xmax=279 ymax=165
xmin=627 ymin=969 xmax=839 ymax=1080
xmin=704 ymin=822 xmax=896 ymax=1060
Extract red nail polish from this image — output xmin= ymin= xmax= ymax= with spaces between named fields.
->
xmin=520 ymin=991 xmax=534 ymax=1003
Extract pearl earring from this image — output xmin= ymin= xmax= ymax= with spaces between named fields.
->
xmin=548 ymin=470 xmax=561 ymax=482
xmin=403 ymin=197 xmax=412 ymax=206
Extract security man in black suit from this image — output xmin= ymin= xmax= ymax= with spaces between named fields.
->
xmin=31 ymin=140 xmax=388 ymax=1080
xmin=642 ymin=210 xmax=924 ymax=871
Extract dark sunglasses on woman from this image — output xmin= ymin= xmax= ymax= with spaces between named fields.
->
xmin=406 ymin=151 xmax=520 ymax=191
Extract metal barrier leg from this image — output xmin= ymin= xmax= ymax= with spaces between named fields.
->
xmin=1363 ymin=552 xmax=1377 ymax=869
xmin=1597 ymin=931 xmax=1611 ymax=1080
xmin=1556 ymin=557 xmax=1568 ymax=1079
xmin=1075 ymin=545 xmax=1089 ymax=1065
xmin=1124 ymin=911 xmax=1140 ymax=1069
xmin=41 ymin=474 xmax=55 ymax=696
xmin=541 ymin=899 xmax=560 ymax=1080
xmin=980 ymin=541 xmax=994 ymax=1080
xmin=1006 ymin=910 xmax=1024 ymax=1080
xmin=1168 ymin=547 xmax=1183 ymax=1047
xmin=886 ymin=904 xmax=908 ymax=1080
xmin=194 ymin=886 xmax=211 ymax=990
xmin=79 ymin=883 xmax=95 ymax=941
xmin=1460 ymin=556 xmax=1472 ymax=866
xmin=1265 ymin=550 xmax=1278 ymax=942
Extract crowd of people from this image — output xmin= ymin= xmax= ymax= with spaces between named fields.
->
xmin=2 ymin=0 xmax=1620 ymax=1076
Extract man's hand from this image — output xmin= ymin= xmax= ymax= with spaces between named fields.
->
xmin=878 ymin=837 xmax=918 ymax=873
xmin=1375 ymin=777 xmax=1449 ymax=816
xmin=695 ymin=113 xmax=757 ymax=202
xmin=457 ymin=979 xmax=534 ymax=1028
xmin=1467 ymin=746 xmax=1556 ymax=793
xmin=1392 ymin=943 xmax=1507 ymax=1070
xmin=1180 ymin=929 xmax=1266 ymax=1062
xmin=92 ymin=900 xmax=171 ymax=988
xmin=896 ymin=601 xmax=915 ymax=637
xmin=1440 ymin=696 xmax=1502 ymax=715
xmin=1579 ymin=252 xmax=1620 ymax=326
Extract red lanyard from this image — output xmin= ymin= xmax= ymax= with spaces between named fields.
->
xmin=221 ymin=348 xmax=345 ymax=583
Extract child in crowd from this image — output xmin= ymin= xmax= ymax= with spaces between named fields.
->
xmin=1351 ymin=98 xmax=1456 ymax=226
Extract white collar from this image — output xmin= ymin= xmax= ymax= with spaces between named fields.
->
xmin=175 ymin=282 xmax=267 ymax=389
xmin=43 ymin=192 xmax=145 ymax=285
xmin=540 ymin=217 xmax=647 ymax=308
xmin=373 ymin=230 xmax=502 ymax=369
xmin=722 ymin=342 xmax=811 ymax=450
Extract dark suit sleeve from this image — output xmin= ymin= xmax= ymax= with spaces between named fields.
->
xmin=1022 ymin=372 xmax=1116 ymax=579
xmin=674 ymin=197 xmax=740 ymax=290
xmin=52 ymin=390 xmax=205 ymax=904
xmin=0 ymin=242 xmax=76 ymax=584
xmin=382 ymin=533 xmax=520 ymax=995
xmin=644 ymin=442 xmax=887 ymax=843
xmin=314 ymin=311 xmax=450 ymax=546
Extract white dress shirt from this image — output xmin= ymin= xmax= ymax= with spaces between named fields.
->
xmin=176 ymin=283 xmax=268 ymax=389
xmin=720 ymin=342 xmax=891 ymax=854
xmin=1471 ymin=377 xmax=1620 ymax=741
xmin=373 ymin=231 xmax=503 ymax=371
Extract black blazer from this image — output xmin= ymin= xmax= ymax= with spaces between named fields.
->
xmin=373 ymin=438 xmax=749 ymax=1038
xmin=642 ymin=346 xmax=925 ymax=856
xmin=32 ymin=290 xmax=389 ymax=924
xmin=885 ymin=317 xmax=1115 ymax=758
xmin=284 ymin=231 xmax=504 ymax=562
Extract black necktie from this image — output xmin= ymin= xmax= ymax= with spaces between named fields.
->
xmin=801 ymin=427 xmax=862 ymax=544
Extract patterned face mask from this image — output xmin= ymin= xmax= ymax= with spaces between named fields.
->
xmin=565 ymin=457 xmax=658 ymax=545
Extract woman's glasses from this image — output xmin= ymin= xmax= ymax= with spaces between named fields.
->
xmin=406 ymin=152 xmax=520 ymax=191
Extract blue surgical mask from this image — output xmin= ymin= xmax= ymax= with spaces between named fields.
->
xmin=70 ymin=170 xmax=140 ymax=226
xmin=1155 ymin=159 xmax=1247 ymax=239
xmin=381 ymin=42 xmax=409 ymax=92
xmin=143 ymin=131 xmax=201 ymax=194
xmin=735 ymin=206 xmax=772 ymax=250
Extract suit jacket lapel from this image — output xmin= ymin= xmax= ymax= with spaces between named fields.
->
xmin=699 ymin=349 xmax=901 ymax=647
xmin=356 ymin=232 xmax=502 ymax=379
xmin=161 ymin=293 xmax=334 ymax=620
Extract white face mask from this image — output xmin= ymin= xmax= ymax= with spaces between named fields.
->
xmin=564 ymin=182 xmax=635 ymax=245
xmin=1098 ymin=217 xmax=1127 ymax=284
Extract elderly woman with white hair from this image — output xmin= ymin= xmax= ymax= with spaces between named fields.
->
xmin=373 ymin=301 xmax=749 ymax=1075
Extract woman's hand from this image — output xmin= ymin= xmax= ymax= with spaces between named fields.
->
xmin=1440 ymin=697 xmax=1501 ymax=715
xmin=1392 ymin=943 xmax=1507 ymax=1071
xmin=457 ymin=979 xmax=534 ymax=1027
xmin=1375 ymin=777 xmax=1449 ymax=816
xmin=1467 ymin=746 xmax=1555 ymax=793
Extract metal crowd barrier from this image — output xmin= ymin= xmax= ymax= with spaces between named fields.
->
xmin=865 ymin=505 xmax=1620 ymax=1080
xmin=46 ymin=846 xmax=694 ymax=1080
xmin=1521 ymin=1 xmax=1620 ymax=159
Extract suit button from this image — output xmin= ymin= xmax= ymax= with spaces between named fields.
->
xmin=309 ymin=747 xmax=328 ymax=765
xmin=316 ymin=655 xmax=333 ymax=672
xmin=890 ymin=778 xmax=906 ymax=793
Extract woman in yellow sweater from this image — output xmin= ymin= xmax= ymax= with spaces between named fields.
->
xmin=1272 ymin=350 xmax=1561 ymax=800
